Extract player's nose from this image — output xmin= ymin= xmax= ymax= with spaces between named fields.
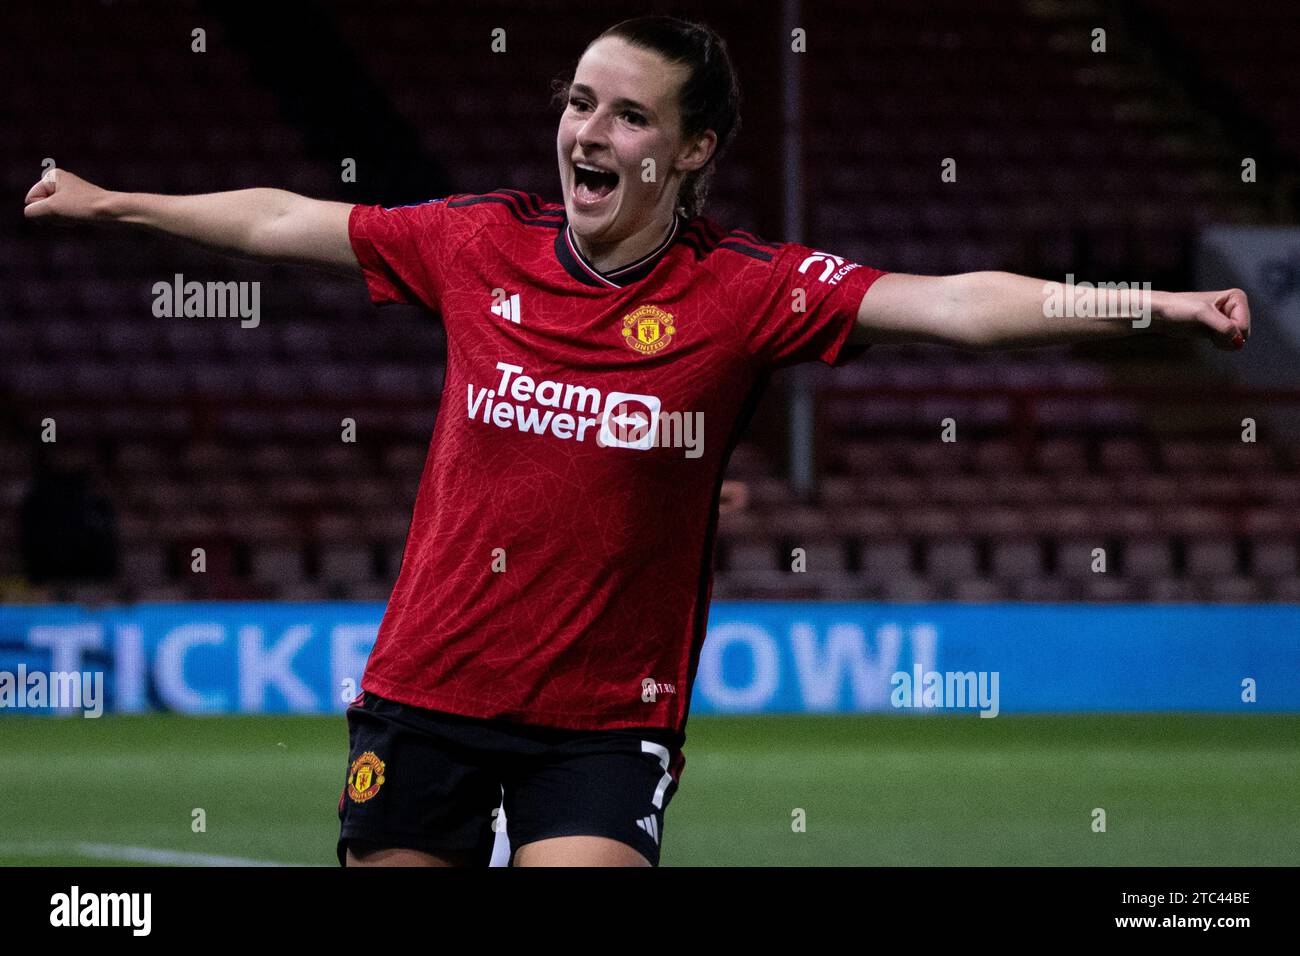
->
xmin=576 ymin=108 xmax=612 ymax=149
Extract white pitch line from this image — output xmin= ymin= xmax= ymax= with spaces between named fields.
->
xmin=0 ymin=842 xmax=314 ymax=867
xmin=76 ymin=843 xmax=313 ymax=867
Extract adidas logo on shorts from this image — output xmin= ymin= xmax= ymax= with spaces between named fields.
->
xmin=636 ymin=814 xmax=660 ymax=845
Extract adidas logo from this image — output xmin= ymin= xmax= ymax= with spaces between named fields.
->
xmin=636 ymin=814 xmax=660 ymax=845
xmin=491 ymin=292 xmax=522 ymax=324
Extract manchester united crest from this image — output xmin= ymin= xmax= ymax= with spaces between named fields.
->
xmin=621 ymin=304 xmax=676 ymax=354
xmin=347 ymin=751 xmax=386 ymax=803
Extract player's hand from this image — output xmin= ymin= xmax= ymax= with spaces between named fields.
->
xmin=719 ymin=480 xmax=749 ymax=515
xmin=1155 ymin=289 xmax=1251 ymax=351
xmin=23 ymin=168 xmax=114 ymax=224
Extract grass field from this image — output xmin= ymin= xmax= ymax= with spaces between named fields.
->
xmin=2 ymin=713 xmax=1296 ymax=866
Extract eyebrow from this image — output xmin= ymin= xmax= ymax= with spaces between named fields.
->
xmin=568 ymin=83 xmax=655 ymax=117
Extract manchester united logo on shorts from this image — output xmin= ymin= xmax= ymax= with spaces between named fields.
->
xmin=621 ymin=305 xmax=676 ymax=354
xmin=347 ymin=751 xmax=386 ymax=803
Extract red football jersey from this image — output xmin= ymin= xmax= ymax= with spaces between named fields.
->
xmin=348 ymin=190 xmax=887 ymax=734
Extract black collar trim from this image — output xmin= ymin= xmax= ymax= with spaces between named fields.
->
xmin=555 ymin=213 xmax=683 ymax=289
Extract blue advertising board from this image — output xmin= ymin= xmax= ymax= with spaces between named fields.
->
xmin=1 ymin=602 xmax=1295 ymax=715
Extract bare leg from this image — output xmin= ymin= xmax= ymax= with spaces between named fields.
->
xmin=512 ymin=835 xmax=651 ymax=867
xmin=345 ymin=841 xmax=476 ymax=867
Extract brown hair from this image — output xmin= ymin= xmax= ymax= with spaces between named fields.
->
xmin=552 ymin=16 xmax=742 ymax=218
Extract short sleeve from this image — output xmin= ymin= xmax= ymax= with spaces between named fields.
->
xmin=348 ymin=199 xmax=453 ymax=310
xmin=744 ymin=243 xmax=888 ymax=370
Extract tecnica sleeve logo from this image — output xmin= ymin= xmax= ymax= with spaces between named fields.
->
xmin=797 ymin=251 xmax=861 ymax=285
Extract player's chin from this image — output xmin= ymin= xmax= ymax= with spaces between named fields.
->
xmin=567 ymin=189 xmax=623 ymax=234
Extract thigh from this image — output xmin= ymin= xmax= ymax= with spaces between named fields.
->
xmin=336 ymin=693 xmax=501 ymax=867
xmin=345 ymin=841 xmax=477 ymax=867
xmin=512 ymin=835 xmax=651 ymax=867
xmin=503 ymin=734 xmax=683 ymax=867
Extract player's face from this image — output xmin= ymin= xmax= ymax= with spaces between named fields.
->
xmin=557 ymin=36 xmax=714 ymax=244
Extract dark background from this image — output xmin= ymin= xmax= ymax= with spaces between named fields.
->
xmin=2 ymin=0 xmax=1298 ymax=605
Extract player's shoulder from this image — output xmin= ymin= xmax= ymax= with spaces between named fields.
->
xmin=365 ymin=188 xmax=563 ymax=241
xmin=437 ymin=188 xmax=565 ymax=230
xmin=677 ymin=215 xmax=806 ymax=275
xmin=683 ymin=217 xmax=878 ymax=290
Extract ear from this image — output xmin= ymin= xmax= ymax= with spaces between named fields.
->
xmin=675 ymin=129 xmax=717 ymax=175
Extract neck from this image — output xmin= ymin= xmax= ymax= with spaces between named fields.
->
xmin=571 ymin=210 xmax=678 ymax=274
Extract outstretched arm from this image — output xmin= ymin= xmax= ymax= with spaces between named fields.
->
xmin=23 ymin=168 xmax=359 ymax=277
xmin=851 ymin=271 xmax=1250 ymax=351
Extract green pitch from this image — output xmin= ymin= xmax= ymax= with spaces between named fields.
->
xmin=2 ymin=713 xmax=1296 ymax=866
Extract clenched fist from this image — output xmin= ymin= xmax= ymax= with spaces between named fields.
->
xmin=23 ymin=168 xmax=115 ymax=224
xmin=1155 ymin=288 xmax=1251 ymax=351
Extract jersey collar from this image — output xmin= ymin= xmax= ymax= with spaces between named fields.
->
xmin=555 ymin=213 xmax=682 ymax=289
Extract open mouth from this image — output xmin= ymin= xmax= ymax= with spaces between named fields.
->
xmin=573 ymin=161 xmax=620 ymax=207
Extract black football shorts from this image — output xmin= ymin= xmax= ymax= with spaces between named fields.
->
xmin=337 ymin=691 xmax=686 ymax=866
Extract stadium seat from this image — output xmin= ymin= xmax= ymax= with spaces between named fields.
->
xmin=1184 ymin=538 xmax=1240 ymax=577
xmin=1267 ymin=578 xmax=1300 ymax=602
xmin=991 ymin=539 xmax=1045 ymax=580
xmin=250 ymin=545 xmax=308 ymax=586
xmin=832 ymin=507 xmax=895 ymax=538
xmin=809 ymin=576 xmax=873 ymax=601
xmin=793 ymin=537 xmax=850 ymax=574
xmin=1149 ymin=579 xmax=1198 ymax=602
xmin=858 ymin=539 xmax=913 ymax=579
xmin=58 ymin=581 xmax=120 ymax=606
xmin=348 ymin=580 xmax=396 ymax=603
xmin=1250 ymin=539 xmax=1297 ymax=579
xmin=1200 ymin=577 xmax=1261 ymax=603
xmin=896 ymin=508 xmax=963 ymax=536
xmin=1052 ymin=475 xmax=1115 ymax=505
xmin=1055 ymin=539 xmax=1106 ymax=578
xmin=1034 ymin=438 xmax=1089 ymax=473
xmin=314 ymin=512 xmax=364 ymax=541
xmin=1123 ymin=539 xmax=1175 ymax=579
xmin=1162 ymin=506 xmax=1231 ymax=536
xmin=923 ymin=474 xmax=989 ymax=506
xmin=880 ymin=575 xmax=938 ymax=603
xmin=382 ymin=445 xmax=429 ymax=477
xmin=952 ymin=579 xmax=1008 ymax=602
xmin=135 ymin=584 xmax=194 ymax=603
xmin=115 ymin=443 xmax=171 ymax=476
xmin=924 ymin=541 xmax=980 ymax=581
xmin=277 ymin=581 xmax=332 ymax=602
xmin=128 ymin=363 xmax=189 ymax=400
xmin=1080 ymin=576 xmax=1139 ymax=603
xmin=1098 ymin=438 xmax=1154 ymax=473
xmin=727 ymin=540 xmax=780 ymax=572
xmin=1032 ymin=506 xmax=1096 ymax=536
xmin=718 ymin=512 xmax=762 ymax=538
xmin=319 ymin=546 xmax=376 ymax=585
xmin=120 ymin=544 xmax=169 ymax=586
xmin=768 ymin=507 xmax=831 ymax=538
xmin=990 ymin=475 xmax=1055 ymax=504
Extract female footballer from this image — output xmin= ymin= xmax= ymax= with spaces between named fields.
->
xmin=24 ymin=16 xmax=1249 ymax=867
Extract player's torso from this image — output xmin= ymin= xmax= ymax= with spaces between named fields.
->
xmin=433 ymin=220 xmax=759 ymax=478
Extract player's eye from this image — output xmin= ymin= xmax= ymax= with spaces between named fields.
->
xmin=621 ymin=111 xmax=647 ymax=126
xmin=568 ymin=96 xmax=591 ymax=112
